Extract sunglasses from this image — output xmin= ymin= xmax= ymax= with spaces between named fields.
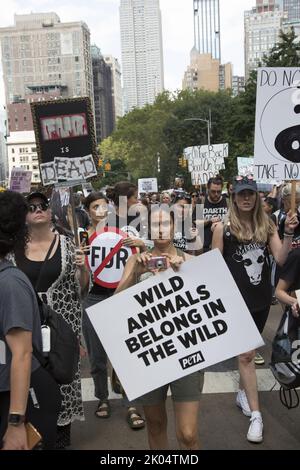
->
xmin=235 ymin=175 xmax=254 ymax=183
xmin=28 ymin=202 xmax=49 ymax=213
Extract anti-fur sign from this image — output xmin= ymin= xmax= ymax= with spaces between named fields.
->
xmin=87 ymin=250 xmax=263 ymax=400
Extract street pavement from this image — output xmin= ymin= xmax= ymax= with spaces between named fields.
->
xmin=72 ymin=303 xmax=300 ymax=450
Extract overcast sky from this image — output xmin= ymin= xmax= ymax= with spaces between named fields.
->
xmin=0 ymin=0 xmax=255 ymax=129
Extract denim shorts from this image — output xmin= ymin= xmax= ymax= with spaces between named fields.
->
xmin=138 ymin=371 xmax=204 ymax=406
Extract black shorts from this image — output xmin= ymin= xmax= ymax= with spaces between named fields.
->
xmin=251 ymin=307 xmax=270 ymax=334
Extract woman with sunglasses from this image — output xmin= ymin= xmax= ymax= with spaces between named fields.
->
xmin=212 ymin=176 xmax=298 ymax=444
xmin=15 ymin=191 xmax=89 ymax=449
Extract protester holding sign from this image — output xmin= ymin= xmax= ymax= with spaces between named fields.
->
xmin=83 ymin=192 xmax=113 ymax=418
xmin=84 ymin=191 xmax=145 ymax=429
xmin=14 ymin=192 xmax=88 ymax=449
xmin=116 ymin=205 xmax=203 ymax=450
xmin=212 ymin=176 xmax=298 ymax=444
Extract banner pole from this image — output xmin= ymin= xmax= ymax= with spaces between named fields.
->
xmin=291 ymin=180 xmax=297 ymax=214
xmin=69 ymin=187 xmax=80 ymax=247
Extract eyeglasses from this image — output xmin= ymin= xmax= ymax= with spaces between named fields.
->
xmin=191 ymin=194 xmax=198 ymax=198
xmin=235 ymin=175 xmax=254 ymax=183
xmin=209 ymin=189 xmax=222 ymax=194
xmin=28 ymin=202 xmax=49 ymax=213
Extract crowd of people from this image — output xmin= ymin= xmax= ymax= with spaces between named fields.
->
xmin=0 ymin=175 xmax=300 ymax=450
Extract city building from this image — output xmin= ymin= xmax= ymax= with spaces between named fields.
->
xmin=282 ymin=0 xmax=300 ymax=21
xmin=91 ymin=45 xmax=114 ymax=144
xmin=244 ymin=2 xmax=287 ymax=79
xmin=7 ymin=131 xmax=41 ymax=184
xmin=120 ymin=0 xmax=164 ymax=112
xmin=104 ymin=55 xmax=123 ymax=120
xmin=182 ymin=50 xmax=232 ymax=92
xmin=232 ymin=76 xmax=245 ymax=97
xmin=193 ymin=0 xmax=221 ymax=60
xmin=0 ymin=131 xmax=7 ymax=186
xmin=183 ymin=1 xmax=232 ymax=94
xmin=0 ymin=12 xmax=94 ymax=105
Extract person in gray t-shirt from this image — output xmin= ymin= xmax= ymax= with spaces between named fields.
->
xmin=0 ymin=191 xmax=61 ymax=450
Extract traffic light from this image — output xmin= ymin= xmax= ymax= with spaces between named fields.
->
xmin=182 ymin=158 xmax=187 ymax=168
xmin=178 ymin=157 xmax=183 ymax=166
xmin=98 ymin=158 xmax=103 ymax=168
xmin=104 ymin=162 xmax=111 ymax=171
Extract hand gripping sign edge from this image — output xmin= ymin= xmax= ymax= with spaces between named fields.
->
xmin=86 ymin=227 xmax=137 ymax=289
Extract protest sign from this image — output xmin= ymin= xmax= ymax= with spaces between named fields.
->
xmin=9 ymin=168 xmax=32 ymax=193
xmin=31 ymin=97 xmax=97 ymax=186
xmin=254 ymin=67 xmax=300 ymax=182
xmin=138 ymin=178 xmax=158 ymax=196
xmin=87 ymin=227 xmax=137 ymax=288
xmin=87 ymin=249 xmax=263 ymax=401
xmin=237 ymin=157 xmax=254 ymax=176
xmin=82 ymin=182 xmax=94 ymax=197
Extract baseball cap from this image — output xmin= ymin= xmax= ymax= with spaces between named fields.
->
xmin=26 ymin=191 xmax=49 ymax=204
xmin=233 ymin=176 xmax=258 ymax=194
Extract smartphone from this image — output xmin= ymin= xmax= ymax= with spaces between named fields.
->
xmin=79 ymin=230 xmax=90 ymax=255
xmin=146 ymin=256 xmax=168 ymax=270
xmin=25 ymin=422 xmax=42 ymax=450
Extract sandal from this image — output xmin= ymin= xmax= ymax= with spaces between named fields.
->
xmin=126 ymin=407 xmax=145 ymax=430
xmin=95 ymin=400 xmax=111 ymax=419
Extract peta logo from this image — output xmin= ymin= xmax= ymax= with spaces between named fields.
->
xmin=0 ymin=339 xmax=6 ymax=365
xmin=179 ymin=351 xmax=205 ymax=370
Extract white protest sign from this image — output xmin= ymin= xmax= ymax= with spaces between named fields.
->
xmin=138 ymin=178 xmax=158 ymax=195
xmin=82 ymin=182 xmax=94 ymax=197
xmin=237 ymin=157 xmax=254 ymax=176
xmin=87 ymin=227 xmax=137 ymax=289
xmin=9 ymin=168 xmax=32 ymax=193
xmin=87 ymin=249 xmax=263 ymax=401
xmin=254 ymin=67 xmax=300 ymax=181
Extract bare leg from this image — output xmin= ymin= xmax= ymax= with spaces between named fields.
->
xmin=173 ymin=401 xmax=200 ymax=450
xmin=143 ymin=403 xmax=168 ymax=450
xmin=238 ymin=350 xmax=260 ymax=412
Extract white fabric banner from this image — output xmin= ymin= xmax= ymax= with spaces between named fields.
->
xmin=87 ymin=250 xmax=263 ymax=401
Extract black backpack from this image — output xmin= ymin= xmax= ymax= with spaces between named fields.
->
xmin=33 ymin=294 xmax=79 ymax=385
xmin=270 ymin=307 xmax=300 ymax=409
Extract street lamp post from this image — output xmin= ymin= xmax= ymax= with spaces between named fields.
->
xmin=184 ymin=116 xmax=212 ymax=189
xmin=184 ymin=117 xmax=211 ymax=147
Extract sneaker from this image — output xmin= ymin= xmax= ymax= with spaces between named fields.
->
xmin=247 ymin=411 xmax=263 ymax=443
xmin=236 ymin=389 xmax=251 ymax=417
xmin=254 ymin=352 xmax=265 ymax=365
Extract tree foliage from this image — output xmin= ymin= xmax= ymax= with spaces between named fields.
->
xmin=103 ymin=29 xmax=300 ymax=188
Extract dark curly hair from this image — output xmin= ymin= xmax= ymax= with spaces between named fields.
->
xmin=0 ymin=191 xmax=29 ymax=258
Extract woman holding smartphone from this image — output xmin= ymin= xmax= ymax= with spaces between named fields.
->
xmin=83 ymin=191 xmax=145 ymax=428
xmin=116 ymin=205 xmax=204 ymax=450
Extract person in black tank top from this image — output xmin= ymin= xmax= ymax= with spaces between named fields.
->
xmin=212 ymin=176 xmax=298 ymax=444
xmin=116 ymin=205 xmax=203 ymax=450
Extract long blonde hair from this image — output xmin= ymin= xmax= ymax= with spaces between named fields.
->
xmin=226 ymin=192 xmax=275 ymax=243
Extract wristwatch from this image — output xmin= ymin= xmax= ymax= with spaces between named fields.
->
xmin=8 ymin=413 xmax=25 ymax=426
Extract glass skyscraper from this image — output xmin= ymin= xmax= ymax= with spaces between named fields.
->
xmin=193 ymin=0 xmax=221 ymax=60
